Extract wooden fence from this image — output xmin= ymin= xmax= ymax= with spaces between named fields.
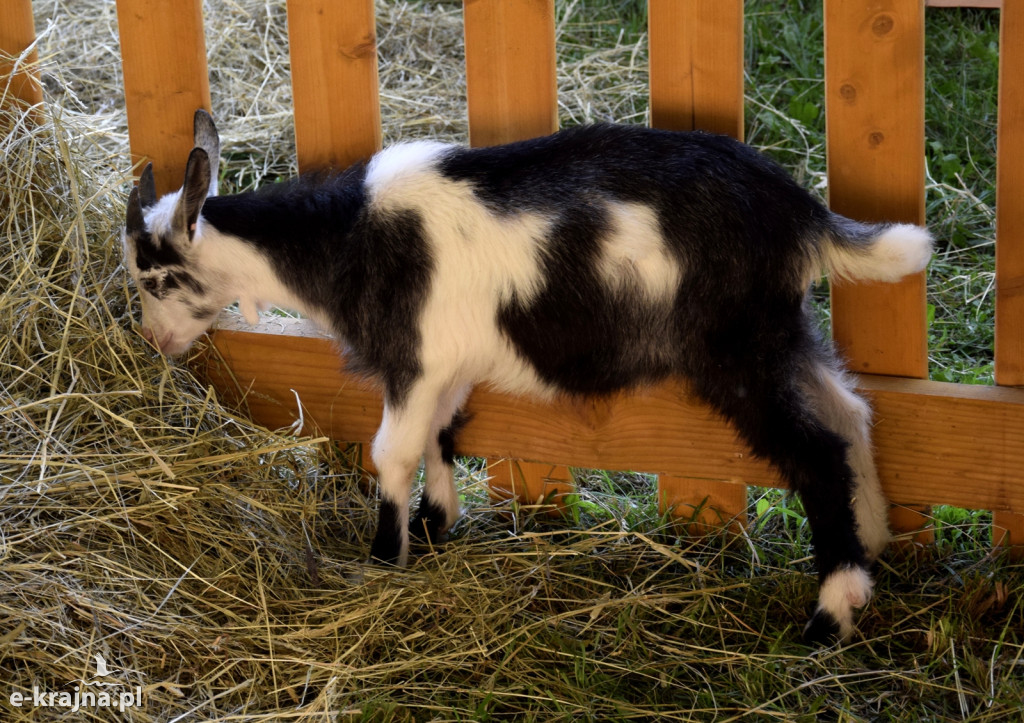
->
xmin=2 ymin=1 xmax=1021 ymax=552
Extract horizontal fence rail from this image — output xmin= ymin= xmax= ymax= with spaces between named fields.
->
xmin=3 ymin=0 xmax=1019 ymax=552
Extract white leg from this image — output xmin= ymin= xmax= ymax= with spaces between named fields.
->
xmin=803 ymin=363 xmax=891 ymax=561
xmin=413 ymin=384 xmax=472 ymax=542
xmin=369 ymin=381 xmax=444 ymax=566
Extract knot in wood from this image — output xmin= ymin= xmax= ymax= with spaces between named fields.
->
xmin=871 ymin=13 xmax=895 ymax=37
xmin=839 ymin=83 xmax=857 ymax=103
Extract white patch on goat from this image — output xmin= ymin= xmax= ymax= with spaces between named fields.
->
xmin=597 ymin=201 xmax=682 ymax=300
xmin=364 ymin=140 xmax=454 ymax=205
xmin=814 ymin=564 xmax=873 ymax=642
xmin=368 ymin=147 xmax=556 ymax=398
xmin=801 ymin=363 xmax=890 ymax=560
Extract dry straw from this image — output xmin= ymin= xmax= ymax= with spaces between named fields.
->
xmin=2 ymin=1 xmax=1020 ymax=721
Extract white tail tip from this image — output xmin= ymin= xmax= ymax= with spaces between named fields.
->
xmin=828 ymin=223 xmax=934 ymax=283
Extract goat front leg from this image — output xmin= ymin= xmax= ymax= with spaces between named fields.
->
xmin=368 ymin=382 xmax=443 ymax=567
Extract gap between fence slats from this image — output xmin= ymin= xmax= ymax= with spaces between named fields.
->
xmin=116 ymin=0 xmax=211 ymax=194
xmin=994 ymin=1 xmax=1024 ymax=555
xmin=286 ymin=0 xmax=381 ymax=171
xmin=825 ymin=0 xmax=932 ymax=544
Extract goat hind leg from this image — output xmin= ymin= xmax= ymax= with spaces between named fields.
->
xmin=801 ymin=362 xmax=890 ymax=562
xmin=715 ymin=374 xmax=872 ymax=644
xmin=411 ymin=386 xmax=471 ymax=546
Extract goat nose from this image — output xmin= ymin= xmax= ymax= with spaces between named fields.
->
xmin=140 ymin=326 xmax=162 ymax=350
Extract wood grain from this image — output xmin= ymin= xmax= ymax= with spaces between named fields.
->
xmin=925 ymin=1 xmax=1001 ymax=7
xmin=195 ymin=321 xmax=1024 ymax=519
xmin=824 ymin=0 xmax=930 ymax=540
xmin=648 ymin=0 xmax=746 ymax=523
xmin=993 ymin=1 xmax=1024 ymax=554
xmin=286 ymin=0 xmax=381 ymax=170
xmin=116 ymin=0 xmax=211 ymax=194
xmin=648 ymin=0 xmax=744 ymax=139
xmin=463 ymin=0 xmax=557 ymax=147
xmin=824 ymin=0 xmax=928 ymax=378
xmin=0 ymin=0 xmax=42 ymax=111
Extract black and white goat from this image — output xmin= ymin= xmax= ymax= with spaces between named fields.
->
xmin=123 ymin=110 xmax=932 ymax=643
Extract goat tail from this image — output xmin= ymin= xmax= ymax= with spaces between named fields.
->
xmin=819 ymin=215 xmax=934 ymax=283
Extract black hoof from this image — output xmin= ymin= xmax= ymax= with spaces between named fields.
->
xmin=410 ymin=495 xmax=450 ymax=546
xmin=802 ymin=608 xmax=841 ymax=646
xmin=369 ymin=498 xmax=403 ymax=565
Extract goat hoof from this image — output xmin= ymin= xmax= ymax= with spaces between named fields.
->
xmin=802 ymin=608 xmax=842 ymax=646
xmin=409 ymin=514 xmax=449 ymax=546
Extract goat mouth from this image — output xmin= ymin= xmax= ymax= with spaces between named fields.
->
xmin=139 ymin=327 xmax=189 ymax=356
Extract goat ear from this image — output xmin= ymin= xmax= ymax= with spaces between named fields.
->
xmin=126 ymin=163 xmax=156 ymax=236
xmin=193 ymin=108 xmax=220 ymax=197
xmin=138 ymin=162 xmax=157 ymax=208
xmin=126 ymin=186 xmax=146 ymax=236
xmin=175 ymin=147 xmax=211 ymax=241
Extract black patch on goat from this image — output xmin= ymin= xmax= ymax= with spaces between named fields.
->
xmin=410 ymin=496 xmax=449 ymax=545
xmin=165 ymin=269 xmax=205 ymax=295
xmin=497 ymin=204 xmax=680 ymax=394
xmin=201 ymin=166 xmax=433 ymax=405
xmin=133 ymin=231 xmax=185 ymax=271
xmin=437 ymin=411 xmax=470 ymax=466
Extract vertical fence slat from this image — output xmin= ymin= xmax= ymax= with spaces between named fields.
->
xmin=463 ymin=0 xmax=557 ymax=147
xmin=116 ymin=0 xmax=211 ymax=194
xmin=463 ymin=0 xmax=567 ymax=509
xmin=0 ymin=0 xmax=42 ymax=111
xmin=994 ymin=1 xmax=1024 ymax=554
xmin=286 ymin=0 xmax=381 ymax=171
xmin=825 ymin=0 xmax=931 ymax=543
xmin=648 ymin=0 xmax=743 ymax=139
xmin=649 ymin=0 xmax=747 ymax=530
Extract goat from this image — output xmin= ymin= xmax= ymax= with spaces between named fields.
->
xmin=122 ymin=109 xmax=933 ymax=643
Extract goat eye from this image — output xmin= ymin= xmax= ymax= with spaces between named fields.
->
xmin=140 ymin=277 xmax=160 ymax=295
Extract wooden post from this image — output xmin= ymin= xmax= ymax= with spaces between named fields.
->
xmin=825 ymin=0 xmax=932 ymax=544
xmin=463 ymin=0 xmax=568 ymax=510
xmin=286 ymin=0 xmax=381 ymax=171
xmin=0 ymin=0 xmax=42 ymax=112
xmin=116 ymin=0 xmax=211 ymax=194
xmin=463 ymin=0 xmax=557 ymax=147
xmin=649 ymin=0 xmax=748 ymax=530
xmin=994 ymin=1 xmax=1024 ymax=556
xmin=648 ymin=0 xmax=744 ymax=139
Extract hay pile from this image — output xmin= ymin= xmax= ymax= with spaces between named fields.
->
xmin=2 ymin=1 xmax=1021 ymax=720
